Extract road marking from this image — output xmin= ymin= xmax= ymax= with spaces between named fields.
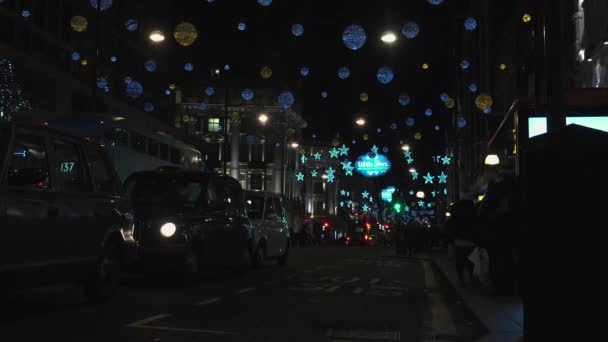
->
xmin=422 ymin=260 xmax=438 ymax=289
xmin=125 ymin=314 xmax=171 ymax=327
xmin=128 ymin=325 xmax=238 ymax=336
xmin=196 ymin=297 xmax=222 ymax=306
xmin=236 ymin=287 xmax=256 ymax=294
xmin=326 ymin=285 xmax=340 ymax=293
xmin=369 ymin=278 xmax=380 ymax=284
xmin=353 ymin=287 xmax=363 ymax=294
xmin=426 ymin=293 xmax=458 ymax=336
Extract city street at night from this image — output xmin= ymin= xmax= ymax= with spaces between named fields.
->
xmin=0 ymin=246 xmax=486 ymax=342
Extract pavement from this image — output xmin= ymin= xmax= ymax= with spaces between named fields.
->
xmin=1 ymin=246 xmax=489 ymax=342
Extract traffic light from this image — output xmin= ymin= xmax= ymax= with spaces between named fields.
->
xmin=393 ymin=202 xmax=402 ymax=213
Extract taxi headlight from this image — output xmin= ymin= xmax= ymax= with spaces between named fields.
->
xmin=160 ymin=222 xmax=177 ymax=238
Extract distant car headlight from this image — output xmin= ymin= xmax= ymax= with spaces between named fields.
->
xmin=160 ymin=222 xmax=177 ymax=238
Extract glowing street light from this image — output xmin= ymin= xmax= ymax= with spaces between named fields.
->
xmin=381 ymin=31 xmax=397 ymax=44
xmin=401 ymin=144 xmax=410 ymax=151
xmin=356 ymin=118 xmax=366 ymax=126
xmin=290 ymin=142 xmax=299 ymax=148
xmin=149 ymin=30 xmax=165 ymax=43
xmin=416 ymin=191 xmax=425 ymax=199
xmin=258 ymin=113 xmax=269 ymax=124
xmin=484 ymin=154 xmax=500 ymax=165
xmin=409 ymin=168 xmax=416 ymax=173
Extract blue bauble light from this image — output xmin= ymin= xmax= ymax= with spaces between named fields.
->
xmin=143 ymin=102 xmax=154 ymax=112
xmin=338 ymin=67 xmax=351 ymax=79
xmin=377 ymin=66 xmax=394 ymax=84
xmin=406 ymin=117 xmax=416 ymax=127
xmin=427 ymin=0 xmax=444 ymax=5
xmin=377 ymin=128 xmax=382 ymax=133
xmin=96 ymin=77 xmax=108 ymax=89
xmin=71 ymin=52 xmax=81 ymax=61
xmin=399 ymin=93 xmax=411 ymax=106
xmin=125 ymin=19 xmax=138 ymax=31
xmin=382 ymin=147 xmax=389 ymax=153
xmin=469 ymin=83 xmax=478 ymax=93
xmin=237 ymin=22 xmax=247 ymax=31
xmin=241 ymin=88 xmax=254 ymax=101
xmin=110 ymin=56 xmax=117 ymax=62
xmin=300 ymin=67 xmax=310 ymax=77
xmin=464 ymin=17 xmax=478 ymax=31
xmin=184 ymin=63 xmax=194 ymax=72
xmin=483 ymin=107 xmax=492 ymax=114
xmin=278 ymin=91 xmax=295 ymax=109
xmin=402 ymin=22 xmax=420 ymax=39
xmin=342 ymin=25 xmax=367 ymax=51
xmin=291 ymin=24 xmax=304 ymax=37
xmin=124 ymin=76 xmax=133 ymax=84
xmin=460 ymin=60 xmax=470 ymax=69
xmin=257 ymin=0 xmax=272 ymax=6
xmin=440 ymin=93 xmax=449 ymax=102
xmin=125 ymin=80 xmax=143 ymax=99
xmin=224 ymin=64 xmax=231 ymax=71
xmin=90 ymin=0 xmax=112 ymax=11
xmin=457 ymin=116 xmax=467 ymax=128
xmin=21 ymin=10 xmax=31 ymax=18
xmin=165 ymin=89 xmax=171 ymax=95
xmin=321 ymin=91 xmax=328 ymax=98
xmin=205 ymin=86 xmax=215 ymax=96
xmin=435 ymin=125 xmax=441 ymax=131
xmin=312 ymin=133 xmax=317 ymax=139
xmin=352 ymin=139 xmax=356 ymax=144
xmin=199 ymin=101 xmax=208 ymax=109
xmin=103 ymin=87 xmax=110 ymax=93
xmin=425 ymin=108 xmax=433 ymax=117
xmin=144 ymin=60 xmax=157 ymax=72
xmin=390 ymin=123 xmax=397 ymax=130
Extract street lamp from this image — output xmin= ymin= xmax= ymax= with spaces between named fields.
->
xmin=401 ymin=144 xmax=410 ymax=151
xmin=381 ymin=31 xmax=397 ymax=44
xmin=416 ymin=191 xmax=425 ymax=199
xmin=258 ymin=113 xmax=269 ymax=125
xmin=409 ymin=168 xmax=416 ymax=173
xmin=290 ymin=142 xmax=299 ymax=148
xmin=149 ymin=30 xmax=166 ymax=42
xmin=484 ymin=154 xmax=500 ymax=166
xmin=355 ymin=118 xmax=366 ymax=126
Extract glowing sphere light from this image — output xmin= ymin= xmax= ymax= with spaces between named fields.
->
xmin=144 ymin=60 xmax=157 ymax=72
xmin=70 ymin=16 xmax=88 ymax=32
xmin=125 ymin=19 xmax=138 ymax=31
xmin=469 ymin=83 xmax=478 ymax=93
xmin=173 ymin=22 xmax=198 ymax=47
xmin=257 ymin=0 xmax=272 ymax=6
xmin=125 ymin=80 xmax=143 ymax=99
xmin=457 ymin=116 xmax=467 ymax=128
xmin=278 ymin=91 xmax=295 ymax=109
xmin=406 ymin=117 xmax=415 ymax=127
xmin=144 ymin=102 xmax=154 ymax=112
xmin=241 ymin=89 xmax=254 ymax=101
xmin=90 ymin=0 xmax=112 ymax=11
xmin=425 ymin=108 xmax=433 ymax=117
xmin=205 ymin=86 xmax=215 ymax=96
xmin=184 ymin=63 xmax=193 ymax=72
xmin=71 ymin=52 xmax=81 ymax=61
xmin=464 ymin=17 xmax=478 ymax=31
xmin=360 ymin=93 xmax=369 ymax=102
xmin=377 ymin=66 xmax=394 ymax=84
xmin=300 ymin=67 xmax=310 ymax=77
xmin=338 ymin=67 xmax=351 ymax=79
xmin=460 ymin=60 xmax=470 ymax=69
xmin=475 ymin=93 xmax=494 ymax=110
xmin=402 ymin=22 xmax=420 ymax=39
xmin=342 ymin=25 xmax=367 ymax=51
xmin=399 ymin=93 xmax=411 ymax=106
xmin=237 ymin=22 xmax=247 ymax=31
xmin=291 ymin=24 xmax=304 ymax=37
xmin=260 ymin=66 xmax=273 ymax=79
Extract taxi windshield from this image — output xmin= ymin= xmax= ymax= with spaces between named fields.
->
xmin=126 ymin=173 xmax=207 ymax=208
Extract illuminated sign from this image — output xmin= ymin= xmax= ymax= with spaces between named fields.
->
xmin=355 ymin=153 xmax=391 ymax=177
xmin=381 ymin=186 xmax=396 ymax=202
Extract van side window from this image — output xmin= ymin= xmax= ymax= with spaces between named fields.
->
xmin=50 ymin=139 xmax=89 ymax=193
xmin=86 ymin=145 xmax=120 ymax=195
xmin=6 ymin=134 xmax=49 ymax=189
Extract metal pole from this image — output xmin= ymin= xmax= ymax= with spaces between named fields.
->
xmin=223 ymin=86 xmax=228 ymax=175
xmin=93 ymin=0 xmax=101 ymax=113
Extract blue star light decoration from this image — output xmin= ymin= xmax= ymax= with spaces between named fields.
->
xmin=404 ymin=205 xmax=411 ymax=213
xmin=242 ymin=89 xmax=255 ymax=101
xmin=340 ymin=190 xmax=347 ymax=196
xmin=311 ymin=169 xmax=318 ymax=177
xmin=296 ymin=172 xmax=304 ymax=182
xmin=371 ymin=145 xmax=379 ymax=154
xmin=418 ymin=200 xmax=426 ymax=208
xmin=278 ymin=91 xmax=295 ymax=109
xmin=412 ymin=170 xmax=419 ymax=180
xmin=348 ymin=200 xmax=353 ymax=205
xmin=341 ymin=160 xmax=352 ymax=171
xmin=362 ymin=204 xmax=370 ymax=212
xmin=377 ymin=66 xmax=394 ymax=84
xmin=338 ymin=144 xmax=350 ymax=156
xmin=402 ymin=22 xmax=420 ymax=39
xmin=427 ymin=202 xmax=433 ymax=208
xmin=444 ymin=188 xmax=448 ymax=195
xmin=404 ymin=150 xmax=412 ymax=159
xmin=362 ymin=191 xmax=370 ymax=199
xmin=369 ymin=197 xmax=373 ymax=203
xmin=313 ymin=152 xmax=322 ymax=160
xmin=409 ymin=190 xmax=415 ymax=195
xmin=399 ymin=93 xmax=411 ymax=106
xmin=340 ymin=201 xmax=345 ymax=208
xmin=338 ymin=67 xmax=351 ymax=79
xmin=301 ymin=154 xmax=308 ymax=164
xmin=406 ymin=157 xmax=414 ymax=165
xmin=423 ymin=173 xmax=435 ymax=184
xmin=326 ymin=167 xmax=336 ymax=183
xmin=345 ymin=165 xmax=354 ymax=176
xmin=291 ymin=24 xmax=304 ymax=37
xmin=343 ymin=24 xmax=367 ymax=51
xmin=432 ymin=191 xmax=437 ymax=197
xmin=438 ymin=172 xmax=448 ymax=184
xmin=442 ymin=155 xmax=452 ymax=165
xmin=329 ymin=148 xmax=340 ymax=158
xmin=465 ymin=17 xmax=478 ymax=31
xmin=346 ymin=191 xmax=351 ymax=196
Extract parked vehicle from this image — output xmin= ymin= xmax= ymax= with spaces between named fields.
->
xmin=124 ymin=170 xmax=252 ymax=275
xmin=245 ymin=191 xmax=290 ymax=267
xmin=0 ymin=123 xmax=138 ymax=301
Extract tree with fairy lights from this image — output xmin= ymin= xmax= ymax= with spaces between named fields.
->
xmin=0 ymin=58 xmax=31 ymax=121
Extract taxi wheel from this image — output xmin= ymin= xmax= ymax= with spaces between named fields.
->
xmin=85 ymin=240 xmax=121 ymax=303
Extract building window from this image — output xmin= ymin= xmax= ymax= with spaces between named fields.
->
xmin=208 ymin=118 xmax=220 ymax=132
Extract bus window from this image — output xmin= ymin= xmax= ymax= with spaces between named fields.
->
xmin=170 ymin=148 xmax=183 ymax=164
xmin=104 ymin=128 xmax=129 ymax=146
xmin=148 ymin=139 xmax=159 ymax=157
xmin=131 ymin=132 xmax=147 ymax=153
xmin=159 ymin=143 xmax=169 ymax=160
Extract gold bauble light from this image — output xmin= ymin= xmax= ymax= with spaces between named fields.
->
xmin=422 ymin=63 xmax=429 ymax=70
xmin=70 ymin=16 xmax=88 ymax=32
xmin=445 ymin=98 xmax=455 ymax=109
xmin=475 ymin=93 xmax=494 ymax=110
xmin=174 ymin=22 xmax=198 ymax=47
xmin=81 ymin=59 xmax=88 ymax=66
xmin=260 ymin=66 xmax=273 ymax=79
xmin=169 ymin=83 xmax=176 ymax=90
xmin=360 ymin=92 xmax=369 ymax=102
xmin=499 ymin=63 xmax=507 ymax=71
xmin=230 ymin=111 xmax=240 ymax=121
xmin=363 ymin=133 xmax=369 ymax=141
xmin=286 ymin=128 xmax=295 ymax=136
xmin=522 ymin=13 xmax=532 ymax=23
xmin=182 ymin=115 xmax=190 ymax=123
xmin=414 ymin=132 xmax=422 ymax=140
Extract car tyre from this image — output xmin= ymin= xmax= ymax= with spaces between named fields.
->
xmin=84 ymin=240 xmax=121 ymax=303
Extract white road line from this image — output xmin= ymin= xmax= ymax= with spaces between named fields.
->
xmin=236 ymin=287 xmax=256 ymax=294
xmin=422 ymin=260 xmax=438 ymax=289
xmin=426 ymin=293 xmax=458 ymax=336
xmin=128 ymin=325 xmax=239 ymax=336
xmin=326 ymin=285 xmax=340 ymax=293
xmin=196 ymin=297 xmax=222 ymax=306
xmin=353 ymin=287 xmax=363 ymax=294
xmin=369 ymin=278 xmax=380 ymax=284
xmin=125 ymin=314 xmax=171 ymax=327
